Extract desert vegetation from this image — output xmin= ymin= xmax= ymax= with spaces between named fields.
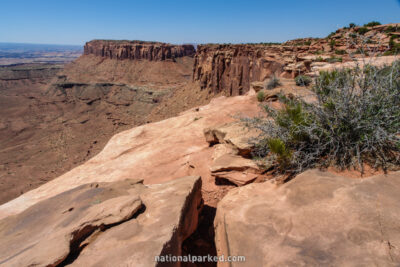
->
xmin=245 ymin=60 xmax=400 ymax=174
xmin=294 ymin=75 xmax=312 ymax=86
xmin=265 ymin=75 xmax=281 ymax=89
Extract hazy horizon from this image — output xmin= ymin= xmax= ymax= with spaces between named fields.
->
xmin=1 ymin=0 xmax=399 ymax=46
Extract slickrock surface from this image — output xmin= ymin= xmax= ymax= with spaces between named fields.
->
xmin=0 ymin=91 xmax=261 ymax=219
xmin=214 ymin=170 xmax=400 ymax=266
xmin=84 ymin=40 xmax=195 ymax=61
xmin=0 ymin=176 xmax=202 ymax=267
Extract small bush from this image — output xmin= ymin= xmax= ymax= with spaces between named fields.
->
xmin=349 ymin=23 xmax=357 ymax=28
xmin=244 ymin=61 xmax=400 ymax=174
xmin=257 ymin=91 xmax=265 ymax=102
xmin=335 ymin=49 xmax=346 ymax=55
xmin=326 ymin=56 xmax=343 ymax=63
xmin=364 ymin=21 xmax=381 ymax=27
xmin=266 ymin=76 xmax=281 ymax=89
xmin=315 ymin=56 xmax=324 ymax=62
xmin=357 ymin=27 xmax=370 ymax=35
xmin=327 ymin=32 xmax=336 ymax=38
xmin=329 ymin=39 xmax=336 ymax=49
xmin=385 ymin=26 xmax=397 ymax=33
xmin=295 ymin=75 xmax=312 ymax=86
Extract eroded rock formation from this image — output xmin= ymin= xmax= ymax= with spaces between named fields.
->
xmin=193 ymin=44 xmax=284 ymax=96
xmin=84 ymin=40 xmax=195 ymax=61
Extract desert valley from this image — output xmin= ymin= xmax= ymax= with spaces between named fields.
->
xmin=0 ymin=18 xmax=400 ymax=266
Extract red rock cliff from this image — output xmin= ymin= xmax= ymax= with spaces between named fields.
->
xmin=192 ymin=44 xmax=284 ymax=96
xmin=84 ymin=40 xmax=195 ymax=61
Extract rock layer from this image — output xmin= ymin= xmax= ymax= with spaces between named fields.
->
xmin=84 ymin=40 xmax=195 ymax=61
xmin=193 ymin=44 xmax=284 ymax=96
xmin=215 ymin=170 xmax=400 ymax=266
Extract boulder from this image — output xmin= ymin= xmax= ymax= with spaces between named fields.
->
xmin=213 ymin=171 xmax=258 ymax=186
xmin=204 ymin=122 xmax=259 ymax=156
xmin=215 ymin=170 xmax=400 ymax=266
xmin=250 ymin=81 xmax=265 ymax=92
xmin=210 ymin=154 xmax=258 ymax=173
xmin=0 ymin=176 xmax=202 ymax=267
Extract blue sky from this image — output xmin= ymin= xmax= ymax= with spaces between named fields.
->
xmin=0 ymin=0 xmax=399 ymax=45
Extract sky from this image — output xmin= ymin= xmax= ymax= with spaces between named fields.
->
xmin=0 ymin=0 xmax=399 ymax=46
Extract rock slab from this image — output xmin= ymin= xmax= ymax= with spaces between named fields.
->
xmin=0 ymin=176 xmax=202 ymax=267
xmin=215 ymin=170 xmax=400 ymax=266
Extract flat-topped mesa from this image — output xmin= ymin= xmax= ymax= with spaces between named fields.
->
xmin=84 ymin=40 xmax=196 ymax=61
xmin=193 ymin=44 xmax=284 ymax=96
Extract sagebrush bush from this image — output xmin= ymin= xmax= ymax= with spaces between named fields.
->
xmin=244 ymin=61 xmax=400 ymax=174
xmin=265 ymin=76 xmax=281 ymax=89
xmin=295 ymin=75 xmax=312 ymax=86
xmin=257 ymin=91 xmax=265 ymax=102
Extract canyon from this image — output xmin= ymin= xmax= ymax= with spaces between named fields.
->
xmin=0 ymin=23 xmax=399 ymax=266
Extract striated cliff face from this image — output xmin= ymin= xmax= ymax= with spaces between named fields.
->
xmin=84 ymin=40 xmax=195 ymax=61
xmin=193 ymin=44 xmax=284 ymax=96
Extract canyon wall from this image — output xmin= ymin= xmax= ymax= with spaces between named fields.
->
xmin=193 ymin=44 xmax=285 ymax=96
xmin=84 ymin=40 xmax=195 ymax=61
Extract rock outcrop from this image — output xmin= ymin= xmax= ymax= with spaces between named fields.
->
xmin=215 ymin=170 xmax=400 ymax=266
xmin=84 ymin=40 xmax=195 ymax=61
xmin=193 ymin=44 xmax=284 ymax=96
xmin=0 ymin=176 xmax=202 ymax=266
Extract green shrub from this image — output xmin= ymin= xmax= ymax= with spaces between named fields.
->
xmin=356 ymin=27 xmax=369 ymax=35
xmin=295 ymin=75 xmax=312 ymax=86
xmin=349 ymin=23 xmax=357 ymax=28
xmin=326 ymin=56 xmax=342 ymax=63
xmin=244 ymin=61 xmax=400 ymax=174
xmin=327 ymin=32 xmax=336 ymax=38
xmin=266 ymin=76 xmax=281 ymax=89
xmin=364 ymin=21 xmax=381 ymax=27
xmin=335 ymin=49 xmax=346 ymax=55
xmin=385 ymin=26 xmax=397 ymax=33
xmin=315 ymin=56 xmax=324 ymax=62
xmin=257 ymin=91 xmax=265 ymax=102
xmin=329 ymin=39 xmax=336 ymax=49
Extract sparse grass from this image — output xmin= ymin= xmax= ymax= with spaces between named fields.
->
xmin=244 ymin=61 xmax=400 ymax=174
xmin=295 ymin=75 xmax=312 ymax=86
xmin=265 ymin=76 xmax=281 ymax=90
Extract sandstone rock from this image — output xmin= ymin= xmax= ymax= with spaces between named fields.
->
xmin=215 ymin=170 xmax=400 ymax=266
xmin=211 ymin=144 xmax=239 ymax=160
xmin=0 ymin=93 xmax=261 ymax=218
xmin=250 ymin=81 xmax=265 ymax=92
xmin=213 ymin=171 xmax=258 ymax=186
xmin=84 ymin=40 xmax=195 ymax=61
xmin=204 ymin=122 xmax=259 ymax=156
xmin=210 ymin=154 xmax=258 ymax=173
xmin=0 ymin=176 xmax=202 ymax=267
xmin=193 ymin=44 xmax=284 ymax=96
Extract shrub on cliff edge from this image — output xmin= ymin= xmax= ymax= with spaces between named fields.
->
xmin=244 ymin=61 xmax=400 ymax=174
